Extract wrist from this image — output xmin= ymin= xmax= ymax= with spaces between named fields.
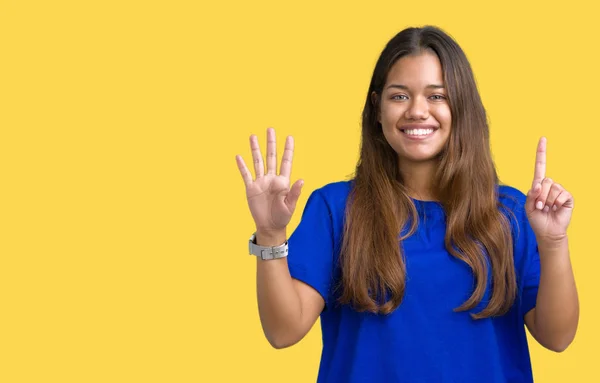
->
xmin=537 ymin=235 xmax=569 ymax=253
xmin=255 ymin=229 xmax=287 ymax=246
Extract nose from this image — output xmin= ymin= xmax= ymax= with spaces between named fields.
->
xmin=404 ymin=96 xmax=429 ymax=120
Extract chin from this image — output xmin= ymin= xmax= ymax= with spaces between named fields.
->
xmin=400 ymin=152 xmax=441 ymax=163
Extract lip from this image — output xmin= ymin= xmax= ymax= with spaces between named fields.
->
xmin=398 ymin=124 xmax=439 ymax=140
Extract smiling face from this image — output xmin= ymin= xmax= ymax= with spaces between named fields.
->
xmin=374 ymin=51 xmax=452 ymax=167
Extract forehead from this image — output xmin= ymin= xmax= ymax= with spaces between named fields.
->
xmin=385 ymin=52 xmax=444 ymax=86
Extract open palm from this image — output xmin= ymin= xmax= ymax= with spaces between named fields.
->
xmin=236 ymin=128 xmax=304 ymax=233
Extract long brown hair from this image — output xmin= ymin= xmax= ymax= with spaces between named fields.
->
xmin=339 ymin=26 xmax=516 ymax=319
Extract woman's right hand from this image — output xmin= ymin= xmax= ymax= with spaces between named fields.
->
xmin=236 ymin=128 xmax=304 ymax=235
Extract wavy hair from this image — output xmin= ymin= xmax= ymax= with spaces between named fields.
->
xmin=339 ymin=26 xmax=516 ymax=319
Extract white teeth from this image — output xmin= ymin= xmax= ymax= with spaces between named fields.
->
xmin=404 ymin=128 xmax=434 ymax=136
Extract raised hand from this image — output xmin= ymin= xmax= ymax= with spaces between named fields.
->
xmin=236 ymin=128 xmax=304 ymax=235
xmin=525 ymin=137 xmax=574 ymax=242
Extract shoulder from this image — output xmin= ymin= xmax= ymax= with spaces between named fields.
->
xmin=310 ymin=179 xmax=354 ymax=211
xmin=296 ymin=180 xmax=354 ymax=236
xmin=496 ymin=184 xmax=535 ymax=249
xmin=497 ymin=184 xmax=528 ymax=216
xmin=316 ymin=179 xmax=353 ymax=196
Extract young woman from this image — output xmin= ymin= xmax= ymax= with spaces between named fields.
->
xmin=236 ymin=26 xmax=578 ymax=382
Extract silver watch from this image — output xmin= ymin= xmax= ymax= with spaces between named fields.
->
xmin=248 ymin=232 xmax=288 ymax=260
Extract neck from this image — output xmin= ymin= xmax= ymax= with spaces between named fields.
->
xmin=398 ymin=160 xmax=438 ymax=201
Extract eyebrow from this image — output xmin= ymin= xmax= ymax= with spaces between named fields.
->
xmin=385 ymin=84 xmax=445 ymax=90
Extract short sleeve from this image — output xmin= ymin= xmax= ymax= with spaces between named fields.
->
xmin=287 ymin=189 xmax=336 ymax=306
xmin=508 ymin=192 xmax=541 ymax=316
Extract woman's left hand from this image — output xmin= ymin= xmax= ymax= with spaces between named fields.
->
xmin=525 ymin=137 xmax=574 ymax=243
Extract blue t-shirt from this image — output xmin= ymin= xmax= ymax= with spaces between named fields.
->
xmin=287 ymin=180 xmax=540 ymax=383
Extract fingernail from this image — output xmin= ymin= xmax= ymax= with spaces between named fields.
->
xmin=552 ymin=205 xmax=557 ymax=211
xmin=536 ymin=201 xmax=544 ymax=210
xmin=543 ymin=206 xmax=550 ymax=213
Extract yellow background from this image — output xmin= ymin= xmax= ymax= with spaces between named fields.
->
xmin=1 ymin=0 xmax=598 ymax=382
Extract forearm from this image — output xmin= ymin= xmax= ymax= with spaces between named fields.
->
xmin=534 ymin=237 xmax=579 ymax=350
xmin=255 ymin=230 xmax=303 ymax=348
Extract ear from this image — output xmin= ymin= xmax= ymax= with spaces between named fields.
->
xmin=371 ymin=91 xmax=381 ymax=123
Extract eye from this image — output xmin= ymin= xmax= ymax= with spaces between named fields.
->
xmin=429 ymin=94 xmax=446 ymax=101
xmin=391 ymin=95 xmax=409 ymax=101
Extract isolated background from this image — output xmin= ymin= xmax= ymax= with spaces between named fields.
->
xmin=1 ymin=0 xmax=598 ymax=381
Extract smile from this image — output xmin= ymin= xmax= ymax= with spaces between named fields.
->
xmin=399 ymin=125 xmax=439 ymax=140
xmin=403 ymin=128 xmax=434 ymax=136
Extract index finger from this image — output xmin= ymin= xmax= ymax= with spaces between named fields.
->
xmin=533 ymin=137 xmax=547 ymax=188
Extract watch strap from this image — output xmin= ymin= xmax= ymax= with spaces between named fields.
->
xmin=248 ymin=232 xmax=288 ymax=260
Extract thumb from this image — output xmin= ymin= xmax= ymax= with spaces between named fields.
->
xmin=525 ymin=183 xmax=542 ymax=213
xmin=285 ymin=179 xmax=304 ymax=213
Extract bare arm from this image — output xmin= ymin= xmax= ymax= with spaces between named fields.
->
xmin=525 ymin=238 xmax=578 ymax=352
xmin=236 ymin=128 xmax=324 ymax=349
xmin=255 ymin=230 xmax=325 ymax=349
xmin=524 ymin=137 xmax=579 ymax=352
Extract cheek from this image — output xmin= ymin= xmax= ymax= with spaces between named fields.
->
xmin=380 ymin=103 xmax=404 ymax=125
xmin=434 ymin=105 xmax=452 ymax=127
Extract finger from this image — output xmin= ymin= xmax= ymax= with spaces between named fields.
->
xmin=532 ymin=137 xmax=547 ymax=189
xmin=525 ymin=182 xmax=542 ymax=212
xmin=280 ymin=135 xmax=295 ymax=178
xmin=545 ymin=183 xmax=564 ymax=210
xmin=250 ymin=134 xmax=264 ymax=178
xmin=535 ymin=177 xmax=553 ymax=210
xmin=266 ymin=128 xmax=277 ymax=175
xmin=284 ymin=179 xmax=304 ymax=212
xmin=554 ymin=190 xmax=574 ymax=210
xmin=236 ymin=155 xmax=253 ymax=186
